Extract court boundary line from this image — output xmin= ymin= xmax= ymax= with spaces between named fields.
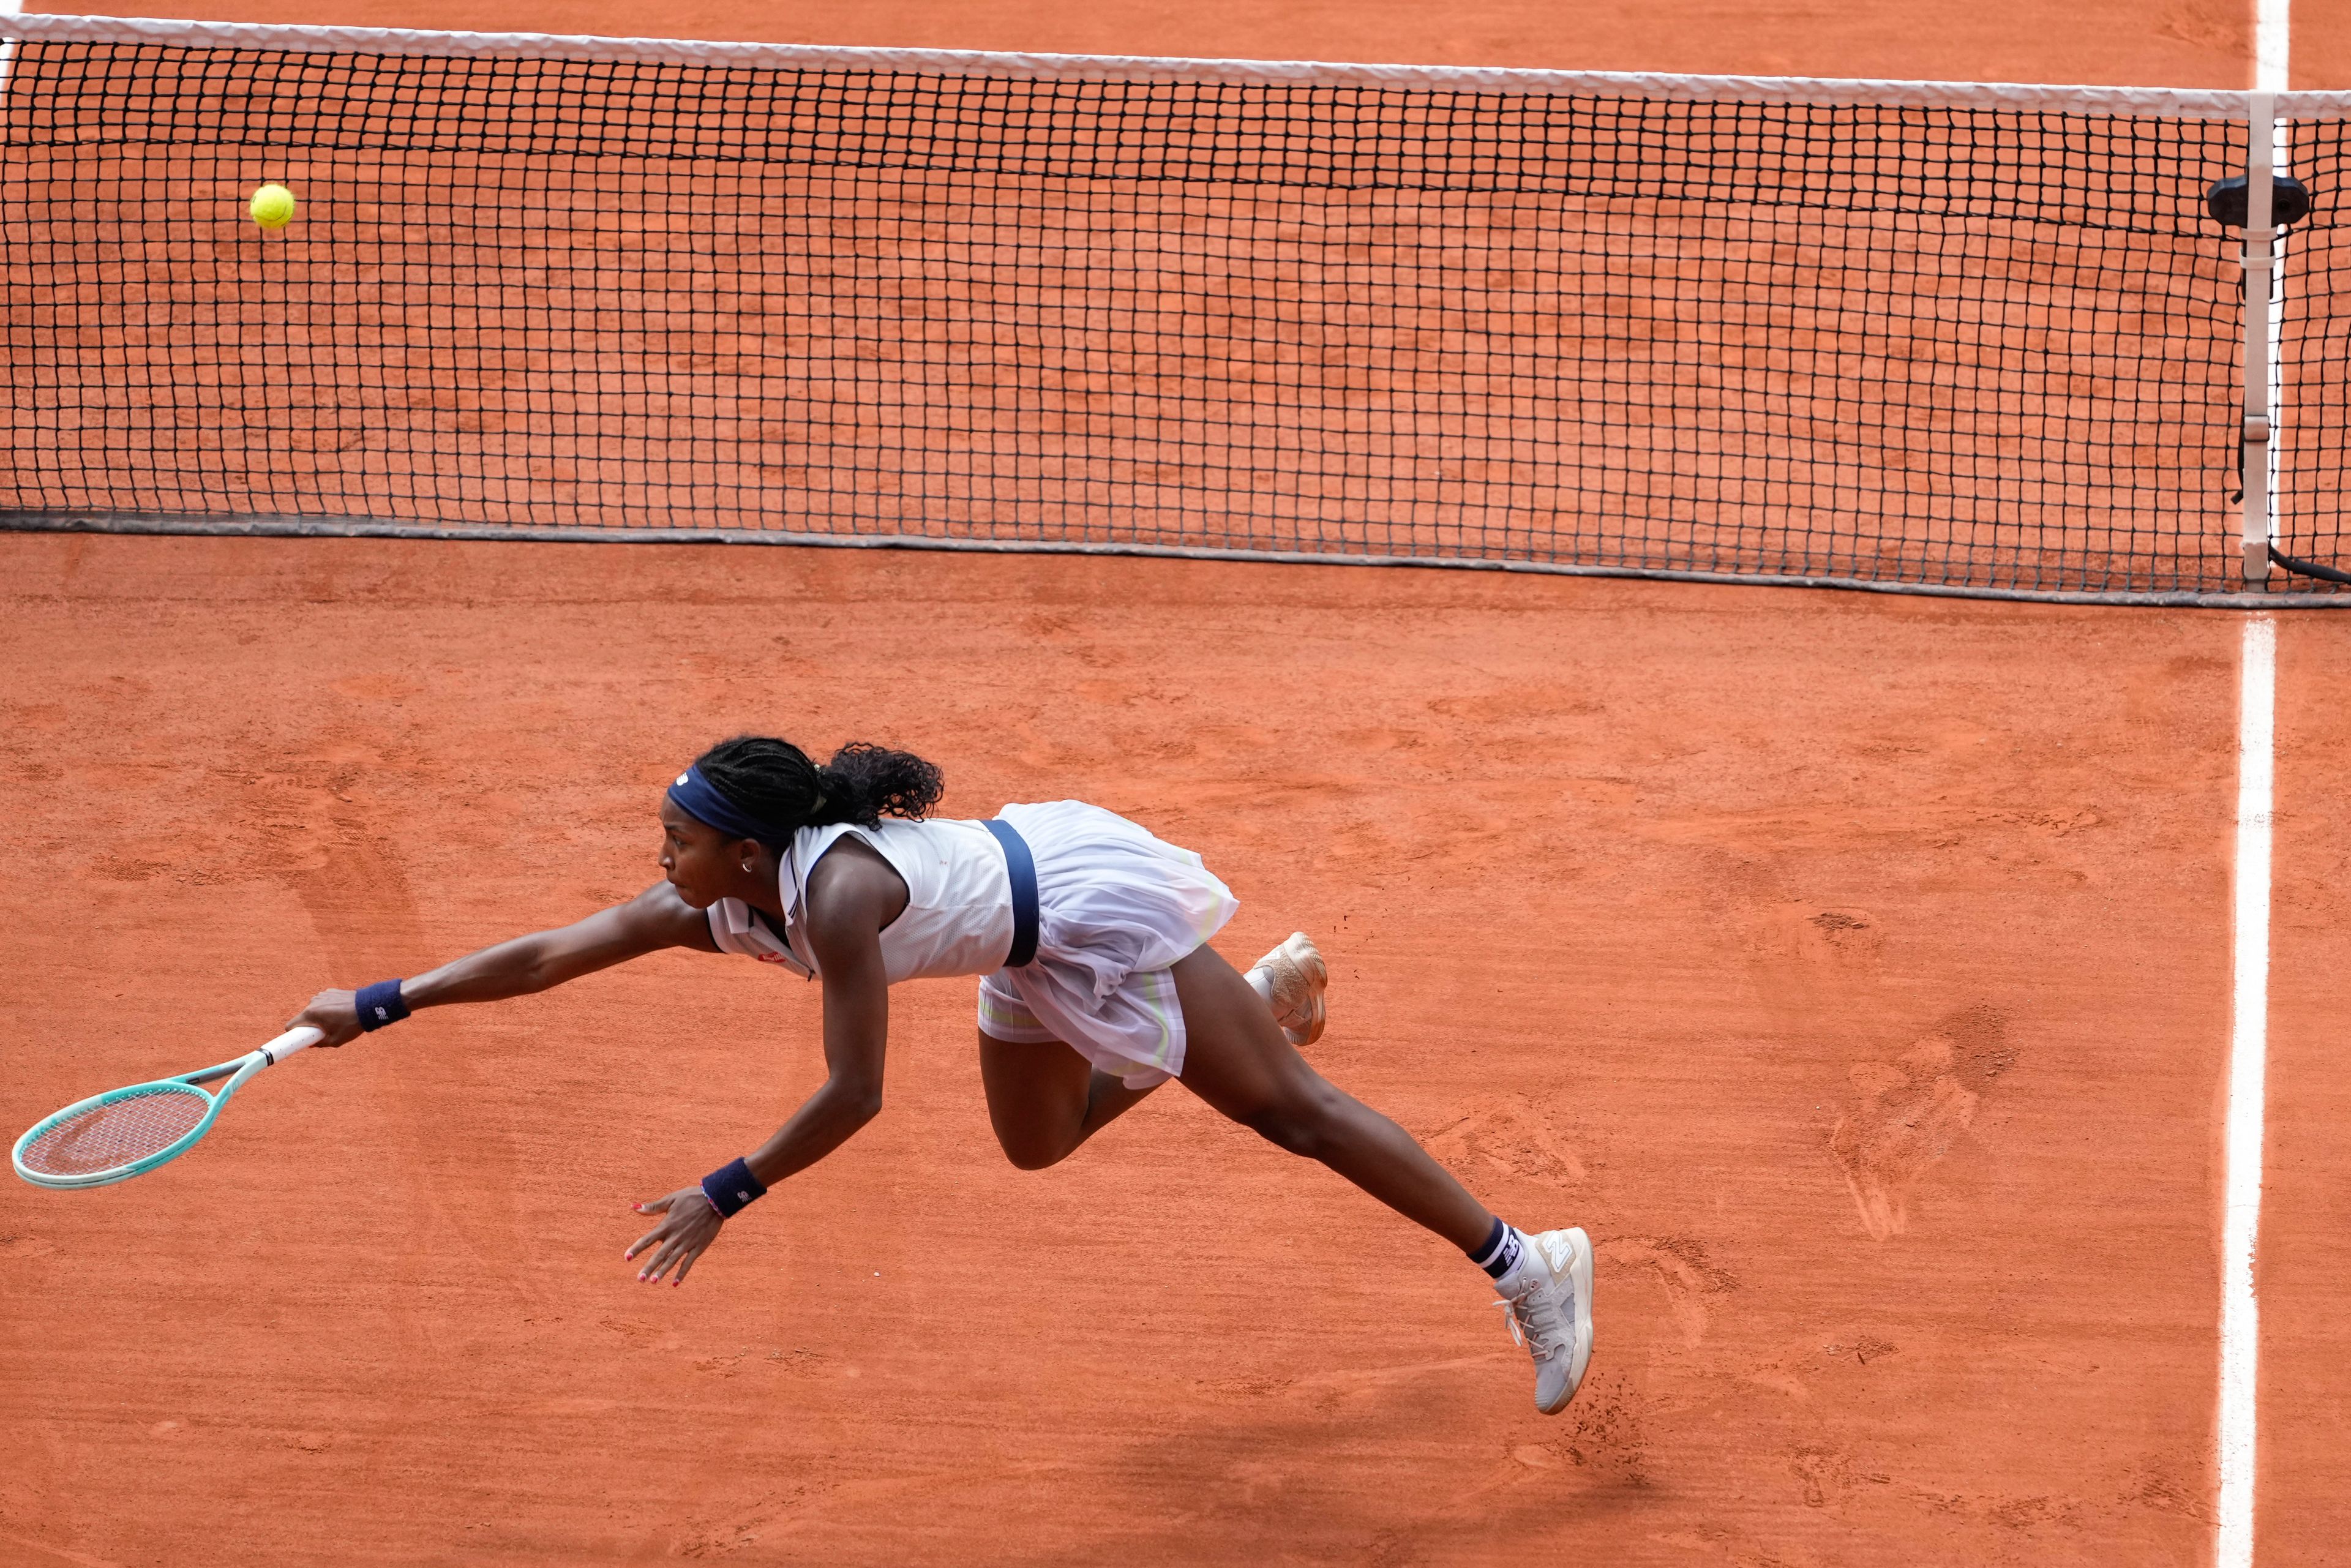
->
xmin=4 ymin=512 xmax=2347 ymax=610
xmin=2219 ymin=614 xmax=2273 ymax=1568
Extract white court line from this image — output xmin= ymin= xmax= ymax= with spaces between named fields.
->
xmin=2259 ymin=0 xmax=2291 ymax=89
xmin=2218 ymin=613 xmax=2275 ymax=1568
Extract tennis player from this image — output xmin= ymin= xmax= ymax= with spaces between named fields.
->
xmin=288 ymin=736 xmax=1593 ymax=1413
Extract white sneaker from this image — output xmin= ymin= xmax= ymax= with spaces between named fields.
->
xmin=1495 ymin=1227 xmax=1594 ymax=1414
xmin=1249 ymin=931 xmax=1327 ymax=1047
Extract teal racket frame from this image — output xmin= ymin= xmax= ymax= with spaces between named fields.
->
xmin=12 ymin=1027 xmax=321 ymax=1189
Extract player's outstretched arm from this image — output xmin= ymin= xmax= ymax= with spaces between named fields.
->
xmin=625 ymin=841 xmax=901 ymax=1286
xmin=286 ymin=880 xmax=716 ymax=1046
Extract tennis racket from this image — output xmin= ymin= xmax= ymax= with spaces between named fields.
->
xmin=12 ymin=1026 xmax=323 ymax=1190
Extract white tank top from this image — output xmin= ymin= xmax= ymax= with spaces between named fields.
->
xmin=705 ymin=816 xmax=1015 ymax=984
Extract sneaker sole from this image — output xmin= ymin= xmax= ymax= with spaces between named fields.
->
xmin=1279 ymin=932 xmax=1327 ymax=1046
xmin=1536 ymin=1227 xmax=1594 ymax=1415
xmin=1261 ymin=932 xmax=1329 ymax=1047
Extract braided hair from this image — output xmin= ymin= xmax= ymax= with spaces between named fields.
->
xmin=690 ymin=735 xmax=945 ymax=838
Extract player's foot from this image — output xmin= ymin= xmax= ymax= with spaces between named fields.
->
xmin=1248 ymin=931 xmax=1327 ymax=1047
xmin=1494 ymin=1226 xmax=1593 ymax=1414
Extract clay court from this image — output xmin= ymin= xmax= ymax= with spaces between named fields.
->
xmin=4 ymin=2 xmax=2350 ymax=1566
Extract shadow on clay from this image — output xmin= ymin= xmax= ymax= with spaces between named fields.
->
xmin=970 ymin=1363 xmax=1660 ymax=1568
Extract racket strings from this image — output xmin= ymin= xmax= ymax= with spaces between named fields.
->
xmin=21 ymin=1086 xmax=211 ymax=1177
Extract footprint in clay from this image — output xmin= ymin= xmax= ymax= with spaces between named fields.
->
xmin=1827 ymin=1004 xmax=2015 ymax=1240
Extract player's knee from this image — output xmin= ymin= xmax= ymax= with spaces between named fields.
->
xmin=995 ymin=1128 xmax=1074 ymax=1171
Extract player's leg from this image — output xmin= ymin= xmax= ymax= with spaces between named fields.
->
xmin=974 ymin=947 xmax=1321 ymax=1172
xmin=975 ymin=972 xmax=1160 ymax=1170
xmin=977 ymin=1029 xmax=1160 ymax=1170
xmin=1167 ymin=941 xmax=1593 ymax=1412
xmin=1169 ymin=942 xmax=1490 ymax=1248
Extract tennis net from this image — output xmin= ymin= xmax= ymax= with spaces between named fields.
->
xmin=2 ymin=14 xmax=2347 ymax=604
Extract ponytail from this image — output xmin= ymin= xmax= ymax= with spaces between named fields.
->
xmin=812 ymin=740 xmax=947 ymax=827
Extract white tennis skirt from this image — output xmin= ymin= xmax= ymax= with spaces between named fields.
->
xmin=974 ymin=800 xmax=1238 ymax=1087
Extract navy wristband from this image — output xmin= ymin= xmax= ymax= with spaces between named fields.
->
xmin=354 ymin=979 xmax=410 ymax=1031
xmin=700 ymin=1157 xmax=767 ymax=1218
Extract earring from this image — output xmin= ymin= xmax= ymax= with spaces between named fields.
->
xmin=740 ymin=860 xmax=754 ymax=872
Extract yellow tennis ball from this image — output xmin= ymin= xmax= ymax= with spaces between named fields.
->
xmin=249 ymin=183 xmax=297 ymax=231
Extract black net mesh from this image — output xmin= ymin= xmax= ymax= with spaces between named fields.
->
xmin=0 ymin=36 xmax=2338 ymax=600
xmin=20 ymin=1084 xmax=211 ymax=1177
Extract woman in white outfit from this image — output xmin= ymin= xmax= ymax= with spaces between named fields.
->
xmin=288 ymin=735 xmax=1594 ymax=1413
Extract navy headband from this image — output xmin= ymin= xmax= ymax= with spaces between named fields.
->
xmin=667 ymin=764 xmax=787 ymax=847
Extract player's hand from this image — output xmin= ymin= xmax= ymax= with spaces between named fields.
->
xmin=288 ymin=989 xmax=366 ymax=1048
xmin=626 ymin=1187 xmax=723 ymax=1286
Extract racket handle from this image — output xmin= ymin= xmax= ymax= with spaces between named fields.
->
xmin=260 ymin=1026 xmax=323 ymax=1067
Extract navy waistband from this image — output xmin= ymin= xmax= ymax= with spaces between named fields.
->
xmin=981 ymin=817 xmax=1040 ymax=968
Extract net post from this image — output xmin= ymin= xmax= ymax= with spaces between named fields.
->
xmin=2241 ymin=93 xmax=2277 ymax=588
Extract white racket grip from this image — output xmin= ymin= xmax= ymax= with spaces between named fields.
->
xmin=260 ymin=1026 xmax=323 ymax=1067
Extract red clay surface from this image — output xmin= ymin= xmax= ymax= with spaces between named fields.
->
xmin=77 ymin=0 xmax=2260 ymax=87
xmin=10 ymin=2 xmax=2351 ymax=1566
xmin=2295 ymin=7 xmax=2351 ymax=91
xmin=2258 ymin=631 xmax=2351 ymax=1568
xmin=0 ymin=535 xmax=2259 ymax=1566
